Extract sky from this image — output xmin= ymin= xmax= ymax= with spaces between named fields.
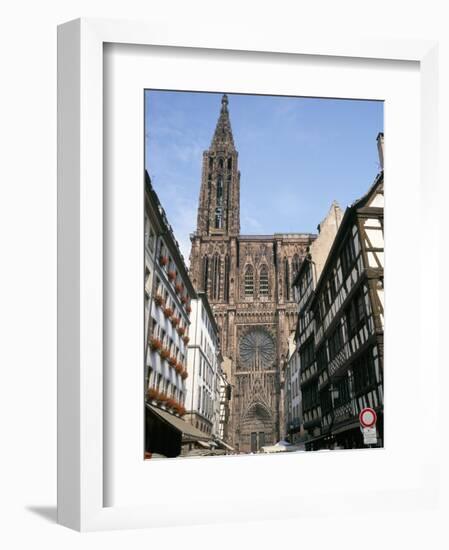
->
xmin=145 ymin=90 xmax=383 ymax=262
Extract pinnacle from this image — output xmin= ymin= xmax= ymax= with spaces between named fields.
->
xmin=211 ymin=93 xmax=235 ymax=150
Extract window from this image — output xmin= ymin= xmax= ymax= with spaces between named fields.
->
xmin=227 ymin=157 xmax=232 ymax=170
xmin=352 ymin=349 xmax=376 ymax=394
xmin=340 ymin=234 xmax=356 ymax=275
xmin=211 ymin=253 xmax=221 ymax=300
xmin=328 ymin=323 xmax=343 ymax=360
xmin=202 ymin=256 xmax=209 ymax=291
xmin=258 ymin=432 xmax=265 ymax=449
xmin=216 ymin=176 xmax=223 ymax=205
xmin=244 ymin=265 xmax=254 ymax=297
xmin=334 ymin=376 xmax=351 ymax=407
xmin=292 ymin=254 xmax=300 ymax=277
xmin=316 ymin=344 xmax=328 ymax=373
xmin=345 ymin=288 xmax=367 ymax=337
xmin=284 ymin=258 xmax=290 ymax=300
xmin=214 ymin=208 xmax=223 ymax=229
xmin=302 ymin=383 xmax=318 ymax=411
xmin=259 ymin=265 xmax=269 ymax=296
xmin=300 ymin=336 xmax=315 ymax=371
xmin=224 ymin=254 xmax=230 ymax=301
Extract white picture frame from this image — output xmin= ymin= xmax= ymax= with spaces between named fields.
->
xmin=57 ymin=17 xmax=442 ymax=531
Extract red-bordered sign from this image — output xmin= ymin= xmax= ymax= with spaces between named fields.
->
xmin=359 ymin=407 xmax=377 ymax=428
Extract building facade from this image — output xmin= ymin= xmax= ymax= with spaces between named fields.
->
xmin=144 ymin=172 xmax=206 ymax=458
xmin=189 ymin=95 xmax=316 ymax=453
xmin=282 ymin=333 xmax=304 ymax=444
xmin=184 ymin=292 xmax=222 ymax=437
xmin=291 ymin=201 xmax=344 ymax=443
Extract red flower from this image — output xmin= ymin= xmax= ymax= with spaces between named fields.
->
xmin=149 ymin=337 xmax=162 ymax=351
xmin=160 ymin=348 xmax=170 ymax=360
xmin=154 ymin=294 xmax=164 ymax=307
xmin=163 ymin=307 xmax=173 ymax=318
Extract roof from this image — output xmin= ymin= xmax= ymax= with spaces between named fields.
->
xmin=146 ymin=404 xmax=210 ymax=442
xmin=211 ymin=94 xmax=235 ymax=150
xmin=310 ymin=170 xmax=384 ymax=302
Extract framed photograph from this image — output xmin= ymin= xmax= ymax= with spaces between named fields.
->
xmin=58 ymin=18 xmax=441 ymax=531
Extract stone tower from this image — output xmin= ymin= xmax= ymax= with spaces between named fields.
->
xmin=195 ymin=94 xmax=240 ymax=238
xmin=189 ymin=94 xmax=316 ymax=453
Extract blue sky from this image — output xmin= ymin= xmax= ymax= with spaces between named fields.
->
xmin=145 ymin=90 xmax=383 ymax=261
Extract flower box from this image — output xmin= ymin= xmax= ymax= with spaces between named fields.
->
xmin=181 ymin=369 xmax=188 ymax=380
xmin=181 ymin=295 xmax=187 ymax=304
xmin=175 ymin=362 xmax=183 ymax=374
xmin=168 ymin=356 xmax=177 ymax=367
xmin=166 ymin=397 xmax=177 ymax=410
xmin=158 ymin=392 xmax=169 ymax=403
xmin=147 ymin=387 xmax=158 ymax=400
xmin=182 ymin=335 xmax=190 ymax=345
xmin=170 ymin=316 xmax=180 ymax=327
xmin=149 ymin=337 xmax=162 ymax=351
xmin=185 ymin=305 xmax=192 ymax=314
xmin=174 ymin=283 xmax=182 ymax=294
xmin=167 ymin=270 xmax=176 ymax=281
xmin=159 ymin=256 xmax=169 ymax=266
xmin=177 ymin=326 xmax=186 ymax=336
xmin=163 ymin=307 xmax=173 ymax=318
xmin=160 ymin=348 xmax=170 ymax=360
xmin=154 ymin=294 xmax=164 ymax=307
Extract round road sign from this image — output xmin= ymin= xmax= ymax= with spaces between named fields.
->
xmin=359 ymin=407 xmax=377 ymax=428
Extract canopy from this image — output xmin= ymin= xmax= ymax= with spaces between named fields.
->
xmin=146 ymin=404 xmax=210 ymax=442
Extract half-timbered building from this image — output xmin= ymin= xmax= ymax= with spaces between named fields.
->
xmin=290 ymin=202 xmax=343 ymax=444
xmin=299 ymin=133 xmax=384 ymax=450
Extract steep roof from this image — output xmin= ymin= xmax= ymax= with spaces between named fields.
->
xmin=210 ymin=94 xmax=235 ymax=150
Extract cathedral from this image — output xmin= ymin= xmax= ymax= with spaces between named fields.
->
xmin=189 ymin=94 xmax=316 ymax=453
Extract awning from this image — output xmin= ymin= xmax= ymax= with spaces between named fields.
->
xmin=215 ymin=439 xmax=234 ymax=452
xmin=146 ymin=404 xmax=211 ymax=442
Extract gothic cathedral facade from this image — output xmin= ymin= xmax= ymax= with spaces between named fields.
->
xmin=189 ymin=95 xmax=316 ymax=453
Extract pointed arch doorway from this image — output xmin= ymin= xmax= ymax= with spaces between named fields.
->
xmin=240 ymin=402 xmax=274 ymax=453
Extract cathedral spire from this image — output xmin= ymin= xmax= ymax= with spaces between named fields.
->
xmin=211 ymin=94 xmax=235 ymax=150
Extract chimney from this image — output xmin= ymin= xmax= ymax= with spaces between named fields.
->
xmin=377 ymin=132 xmax=384 ymax=170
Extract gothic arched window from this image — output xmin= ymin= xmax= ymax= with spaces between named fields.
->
xmin=259 ymin=265 xmax=269 ymax=297
xmin=292 ymin=254 xmax=300 ymax=278
xmin=211 ymin=253 xmax=221 ymax=300
xmin=284 ymin=258 xmax=290 ymax=301
xmin=218 ymin=158 xmax=224 ymax=169
xmin=202 ymin=256 xmax=209 ymax=292
xmin=224 ymin=254 xmax=230 ymax=302
xmin=244 ymin=265 xmax=254 ymax=297
xmin=216 ymin=176 xmax=223 ymax=206
xmin=215 ymin=208 xmax=223 ymax=229
xmin=227 ymin=157 xmax=232 ymax=170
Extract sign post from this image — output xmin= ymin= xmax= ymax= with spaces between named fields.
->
xmin=359 ymin=407 xmax=377 ymax=445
